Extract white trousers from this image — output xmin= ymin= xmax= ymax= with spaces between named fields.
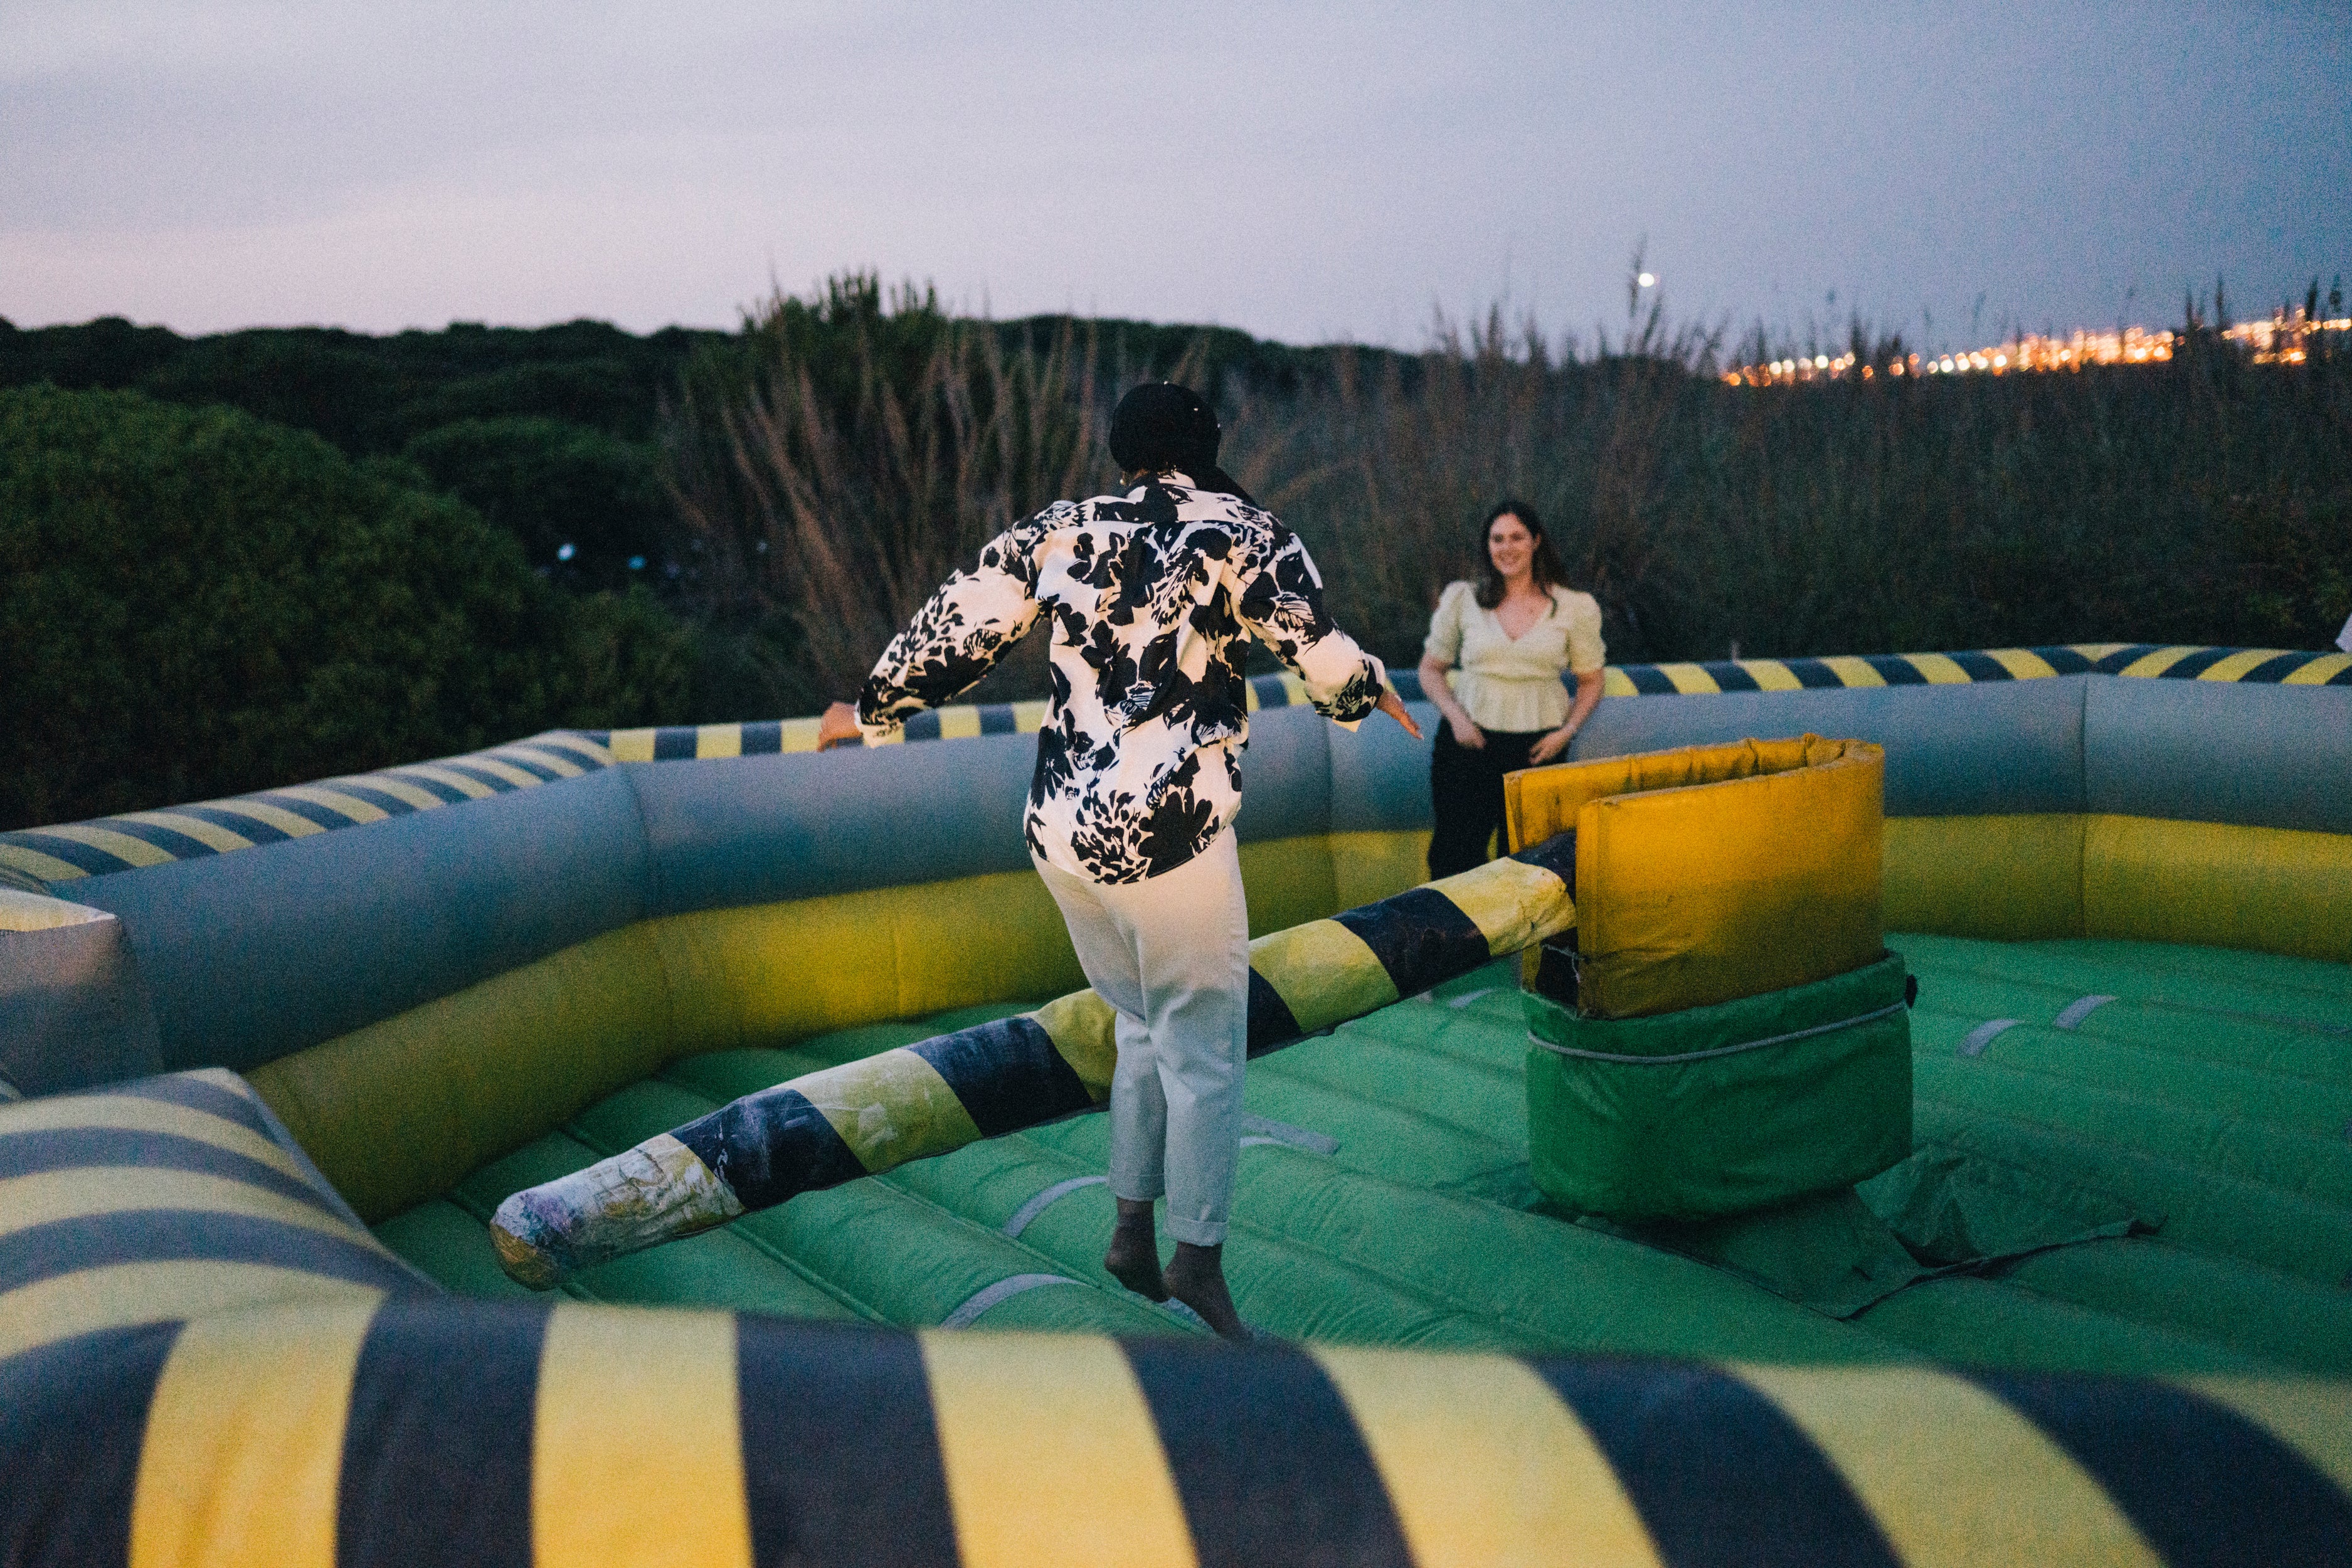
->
xmin=1033 ymin=829 xmax=1250 ymax=1246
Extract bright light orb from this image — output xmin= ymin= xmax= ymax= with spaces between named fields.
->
xmin=1637 ymin=272 xmax=1656 ymax=288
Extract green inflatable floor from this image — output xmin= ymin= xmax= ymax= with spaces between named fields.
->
xmin=374 ymin=935 xmax=2352 ymax=1376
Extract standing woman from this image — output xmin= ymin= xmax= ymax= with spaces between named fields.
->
xmin=1417 ymin=501 xmax=1606 ymax=880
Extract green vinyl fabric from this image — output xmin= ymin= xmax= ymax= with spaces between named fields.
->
xmin=375 ymin=934 xmax=2352 ymax=1380
xmin=1524 ymin=954 xmax=1914 ymax=1221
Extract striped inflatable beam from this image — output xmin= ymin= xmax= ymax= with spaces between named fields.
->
xmin=489 ymin=835 xmax=1580 ymax=1290
xmin=13 ymin=1301 xmax=2351 ymax=1568
xmin=7 ymin=645 xmax=2343 ymax=891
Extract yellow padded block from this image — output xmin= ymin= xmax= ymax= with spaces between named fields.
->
xmin=1508 ymin=737 xmax=1883 ymax=1019
xmin=1883 ymin=815 xmax=2086 ymax=941
xmin=2085 ymin=816 xmax=2352 ymax=965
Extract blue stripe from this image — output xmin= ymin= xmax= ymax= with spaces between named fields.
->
xmin=1389 ymin=668 xmax=1426 ymax=702
xmin=1944 ymin=650 xmax=2013 ymax=681
xmin=0 ymin=1210 xmax=410 ymax=1297
xmin=1781 ymin=658 xmax=1845 ymax=689
xmin=1123 ymin=1340 xmax=1415 ymax=1568
xmin=1622 ymin=664 xmax=1680 ymax=695
xmin=1333 ymin=887 xmax=1491 ymax=1000
xmin=741 ymin=720 xmax=784 ymax=755
xmin=1703 ymin=660 xmax=1761 ymax=692
xmin=1863 ymin=655 xmax=1929 ymax=686
xmin=0 ymin=1127 xmax=355 ymax=1214
xmin=910 ymin=1016 xmax=1093 ymax=1136
xmin=97 ymin=1071 xmax=267 ymax=1126
xmin=977 ymin=704 xmax=1019 ymax=735
xmin=483 ymin=752 xmax=562 ymax=783
xmin=652 ymin=727 xmax=698 ymax=761
xmin=903 ymin=711 xmax=943 ymax=742
xmin=316 ymin=783 xmax=420 ymax=817
xmin=253 ymin=792 xmax=376 ymax=829
xmin=1537 ymin=1360 xmax=1901 ymax=1568
xmin=338 ymin=1301 xmax=544 ymax=1568
xmin=2156 ymin=646 xmax=2234 ymax=680
xmin=2331 ymin=661 xmax=2352 ymax=687
xmin=1246 ymin=968 xmax=1306 ymax=1056
xmin=169 ymin=802 xmax=293 ymax=842
xmin=377 ymin=771 xmax=472 ymax=805
xmin=0 ymin=1322 xmax=180 ymax=1568
xmin=433 ymin=760 xmax=522 ymax=793
xmin=1971 ymin=1372 xmax=2352 ymax=1566
xmin=0 ymin=831 xmax=134 ymax=874
xmin=1251 ymin=674 xmax=1295 ymax=709
xmin=2093 ymin=644 xmax=2163 ymax=672
xmin=80 ymin=817 xmax=218 ymax=861
xmin=2032 ymin=646 xmax=2097 ymax=674
xmin=2238 ymin=652 xmax=2314 ymax=684
xmin=673 ymin=1085 xmax=868 ymax=1211
xmin=737 ymin=1322 xmax=960 ymax=1568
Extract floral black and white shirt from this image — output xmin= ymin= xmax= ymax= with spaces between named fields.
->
xmin=856 ymin=472 xmax=1386 ymax=885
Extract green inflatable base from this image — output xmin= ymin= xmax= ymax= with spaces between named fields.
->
xmin=1525 ymin=953 xmax=1914 ymax=1222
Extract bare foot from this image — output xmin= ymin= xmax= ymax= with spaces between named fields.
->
xmin=1166 ymin=1241 xmax=1251 ymax=1342
xmin=1104 ymin=1197 xmax=1168 ymax=1300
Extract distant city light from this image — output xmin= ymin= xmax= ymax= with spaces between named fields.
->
xmin=556 ymin=543 xmax=575 ymax=561
xmin=1719 ymin=309 xmax=2349 ymax=388
xmin=1637 ymin=272 xmax=1657 ymax=289
xmin=628 ymin=555 xmax=647 ymax=571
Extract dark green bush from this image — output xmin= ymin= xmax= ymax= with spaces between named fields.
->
xmin=401 ymin=416 xmax=670 ymax=586
xmin=0 ymin=386 xmax=693 ymax=830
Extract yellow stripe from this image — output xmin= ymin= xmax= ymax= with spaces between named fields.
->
xmin=779 ymin=717 xmax=825 ymax=753
xmin=201 ymin=798 xmax=329 ymax=837
xmin=2181 ymin=1376 xmax=2352 ymax=1499
xmin=0 ymin=841 xmax=92 ymax=882
xmin=1818 ymin=655 xmax=1887 ymax=687
xmin=2120 ymin=645 xmax=2198 ymax=677
xmin=1601 ymin=667 xmax=1640 ymax=697
xmin=1732 ymin=1364 xmax=2161 ymax=1568
xmin=271 ymin=785 xmax=390 ymax=824
xmin=327 ymin=773 xmax=445 ymax=811
xmin=1251 ymin=918 xmax=1397 ymax=1032
xmin=2283 ymin=652 xmax=2352 ymax=686
xmin=805 ymin=1048 xmax=986 ymax=1172
xmin=1030 ymin=992 xmax=1120 ymax=1098
xmin=919 ymin=1331 xmax=1197 ymax=1568
xmin=0 ymin=1094 xmax=314 ymax=1187
xmin=130 ymin=1297 xmax=381 ymax=1568
xmin=1315 ymin=1348 xmax=1662 ymax=1568
xmin=445 ymin=755 xmax=543 ymax=788
xmin=695 ymin=723 xmax=744 ymax=760
xmin=605 ymin=728 xmax=658 ymax=763
xmin=494 ymin=744 xmax=587 ymax=778
xmin=938 ymin=705 xmax=984 ymax=740
xmin=1654 ymin=662 xmax=1721 ymax=695
xmin=115 ymin=811 xmax=257 ymax=854
xmin=27 ymin=822 xmax=177 ymax=867
xmin=1902 ymin=652 xmax=1974 ymax=684
xmin=0 ymin=1167 xmax=377 ymax=1251
xmin=1012 ymin=699 xmax=1051 ymax=733
xmin=1428 ymin=855 xmax=1575 ymax=954
xmin=1244 ymin=683 xmax=1260 ymax=712
xmin=1745 ymin=660 xmax=1804 ymax=691
xmin=396 ymin=763 xmax=497 ymax=799
xmin=2196 ymin=647 xmax=2285 ymax=682
xmin=1983 ymin=648 xmax=2059 ymax=679
xmin=534 ymin=1304 xmax=753 ymax=1568
xmin=0 ymin=1261 xmax=381 ymax=1362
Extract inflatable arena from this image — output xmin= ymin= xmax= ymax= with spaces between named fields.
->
xmin=3 ymin=641 xmax=2349 ymax=1565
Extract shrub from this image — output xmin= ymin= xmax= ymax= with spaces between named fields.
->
xmin=0 ymin=386 xmax=692 ymax=829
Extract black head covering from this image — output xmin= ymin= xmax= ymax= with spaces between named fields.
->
xmin=1108 ymin=382 xmax=1254 ymax=504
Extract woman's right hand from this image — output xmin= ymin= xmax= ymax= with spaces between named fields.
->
xmin=1448 ymin=712 xmax=1486 ymax=749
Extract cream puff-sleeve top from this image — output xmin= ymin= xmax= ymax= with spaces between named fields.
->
xmin=1421 ymin=581 xmax=1606 ymax=733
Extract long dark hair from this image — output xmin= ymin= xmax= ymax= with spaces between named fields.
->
xmin=1471 ymin=500 xmax=1569 ymax=609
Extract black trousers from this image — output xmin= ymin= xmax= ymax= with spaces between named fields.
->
xmin=1427 ymin=724 xmax=1547 ymax=880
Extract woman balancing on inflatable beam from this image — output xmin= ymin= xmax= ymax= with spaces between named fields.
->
xmin=506 ymin=381 xmax=1443 ymax=1340
xmin=492 ymin=834 xmax=1579 ymax=1314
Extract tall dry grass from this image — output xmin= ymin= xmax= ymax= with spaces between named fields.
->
xmin=661 ymin=274 xmax=2351 ymax=709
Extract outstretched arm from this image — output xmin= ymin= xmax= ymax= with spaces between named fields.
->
xmin=818 ymin=522 xmax=1046 ymax=749
xmin=1237 ymin=527 xmax=1419 ymax=738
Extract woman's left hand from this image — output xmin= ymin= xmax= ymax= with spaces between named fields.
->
xmin=1527 ymin=725 xmax=1576 ymax=765
xmin=817 ymin=702 xmax=864 ymax=750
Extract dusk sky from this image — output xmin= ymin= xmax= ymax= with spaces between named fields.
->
xmin=5 ymin=2 xmax=2347 ymax=352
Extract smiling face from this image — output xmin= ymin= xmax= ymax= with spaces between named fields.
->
xmin=1487 ymin=512 xmax=1536 ymax=583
